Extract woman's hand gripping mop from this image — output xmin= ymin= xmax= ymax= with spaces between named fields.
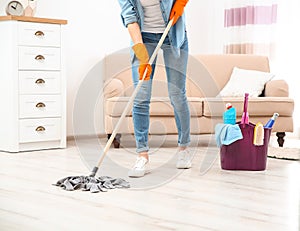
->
xmin=53 ymin=19 xmax=174 ymax=193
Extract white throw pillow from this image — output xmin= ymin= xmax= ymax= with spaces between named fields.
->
xmin=218 ymin=67 xmax=275 ymax=97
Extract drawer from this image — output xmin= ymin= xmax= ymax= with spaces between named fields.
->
xmin=19 ymin=46 xmax=61 ymax=71
xmin=19 ymin=71 xmax=61 ymax=94
xmin=19 ymin=95 xmax=61 ymax=118
xmin=18 ymin=22 xmax=61 ymax=47
xmin=19 ymin=118 xmax=61 ymax=143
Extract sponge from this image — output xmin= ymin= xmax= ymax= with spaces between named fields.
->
xmin=253 ymin=122 xmax=264 ymax=146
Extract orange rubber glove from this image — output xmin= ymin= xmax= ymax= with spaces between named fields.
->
xmin=169 ymin=0 xmax=189 ymax=25
xmin=132 ymin=43 xmax=152 ymax=81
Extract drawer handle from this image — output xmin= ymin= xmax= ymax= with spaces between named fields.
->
xmin=35 ymin=30 xmax=45 ymax=37
xmin=36 ymin=126 xmax=46 ymax=132
xmin=36 ymin=102 xmax=46 ymax=108
xmin=35 ymin=78 xmax=45 ymax=84
xmin=35 ymin=55 xmax=45 ymax=61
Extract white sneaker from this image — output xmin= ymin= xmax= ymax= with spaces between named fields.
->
xmin=128 ymin=156 xmax=149 ymax=178
xmin=176 ymin=149 xmax=192 ymax=169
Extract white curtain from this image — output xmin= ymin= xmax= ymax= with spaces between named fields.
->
xmin=223 ymin=0 xmax=278 ymax=59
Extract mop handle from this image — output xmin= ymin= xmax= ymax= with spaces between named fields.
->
xmin=90 ymin=19 xmax=174 ymax=175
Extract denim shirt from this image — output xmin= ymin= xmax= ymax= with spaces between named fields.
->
xmin=118 ymin=0 xmax=187 ymax=49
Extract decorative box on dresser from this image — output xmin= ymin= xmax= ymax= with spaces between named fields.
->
xmin=0 ymin=16 xmax=67 ymax=152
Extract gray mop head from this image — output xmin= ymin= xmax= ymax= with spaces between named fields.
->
xmin=53 ymin=175 xmax=130 ymax=193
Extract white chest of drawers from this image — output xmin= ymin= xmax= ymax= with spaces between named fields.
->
xmin=0 ymin=16 xmax=67 ymax=152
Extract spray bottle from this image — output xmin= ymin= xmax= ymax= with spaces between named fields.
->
xmin=223 ymin=103 xmax=236 ymax=125
xmin=264 ymin=113 xmax=279 ymax=128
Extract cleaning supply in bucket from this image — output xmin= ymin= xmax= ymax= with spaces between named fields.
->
xmin=223 ymin=103 xmax=236 ymax=125
xmin=241 ymin=93 xmax=249 ymax=125
xmin=253 ymin=122 xmax=264 ymax=146
xmin=264 ymin=113 xmax=279 ymax=128
xmin=215 ymin=123 xmax=243 ymax=147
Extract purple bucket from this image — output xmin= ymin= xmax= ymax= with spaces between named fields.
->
xmin=220 ymin=122 xmax=272 ymax=171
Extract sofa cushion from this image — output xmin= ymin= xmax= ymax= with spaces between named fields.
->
xmin=218 ymin=67 xmax=274 ymax=97
xmin=106 ymin=97 xmax=203 ymax=117
xmin=191 ymin=54 xmax=270 ymax=94
xmin=104 ymin=78 xmax=124 ymax=99
xmin=203 ymin=97 xmax=294 ymax=117
xmin=265 ymin=80 xmax=289 ymax=97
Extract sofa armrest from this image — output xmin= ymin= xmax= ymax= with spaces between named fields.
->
xmin=104 ymin=79 xmax=124 ymax=99
xmin=264 ymin=80 xmax=289 ymax=97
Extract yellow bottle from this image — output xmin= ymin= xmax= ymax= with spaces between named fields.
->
xmin=253 ymin=122 xmax=264 ymax=146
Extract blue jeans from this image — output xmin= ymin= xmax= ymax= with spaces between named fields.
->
xmin=132 ymin=32 xmax=190 ymax=153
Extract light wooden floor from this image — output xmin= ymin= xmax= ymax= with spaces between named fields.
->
xmin=1 ymin=136 xmax=299 ymax=231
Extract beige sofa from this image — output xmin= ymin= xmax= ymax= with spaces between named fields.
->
xmin=103 ymin=53 xmax=294 ymax=148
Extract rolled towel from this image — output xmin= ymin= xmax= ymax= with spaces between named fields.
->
xmin=215 ymin=123 xmax=243 ymax=148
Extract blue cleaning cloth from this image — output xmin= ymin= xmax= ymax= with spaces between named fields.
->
xmin=215 ymin=123 xmax=243 ymax=148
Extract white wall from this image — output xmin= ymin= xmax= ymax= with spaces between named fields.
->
xmin=272 ymin=0 xmax=300 ymax=138
xmin=0 ymin=0 xmax=299 ymax=138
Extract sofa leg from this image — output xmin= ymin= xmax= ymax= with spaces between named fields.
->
xmin=276 ymin=132 xmax=285 ymax=147
xmin=107 ymin=133 xmax=121 ymax=148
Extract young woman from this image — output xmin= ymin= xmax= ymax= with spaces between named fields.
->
xmin=118 ymin=0 xmax=191 ymax=177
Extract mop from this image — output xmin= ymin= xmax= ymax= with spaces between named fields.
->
xmin=53 ymin=19 xmax=174 ymax=193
